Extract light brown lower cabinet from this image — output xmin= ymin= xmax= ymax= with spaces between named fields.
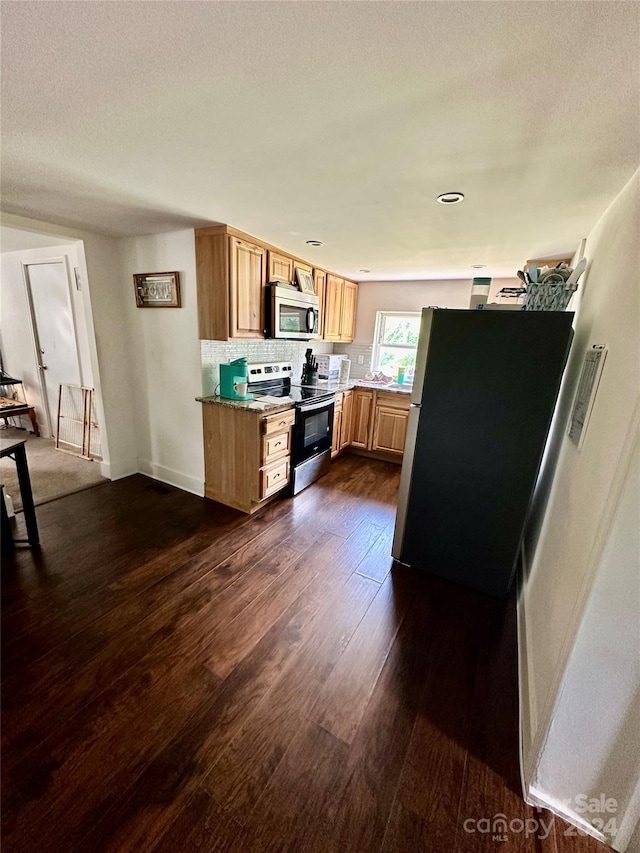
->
xmin=371 ymin=405 xmax=409 ymax=454
xmin=332 ymin=409 xmax=342 ymax=458
xmin=351 ymin=389 xmax=374 ymax=449
xmin=202 ymin=404 xmax=295 ymax=513
xmin=331 ymin=390 xmax=355 ymax=458
xmin=347 ymin=388 xmax=410 ymax=459
xmin=331 ymin=392 xmax=343 ymax=458
xmin=340 ymin=390 xmax=353 ymax=449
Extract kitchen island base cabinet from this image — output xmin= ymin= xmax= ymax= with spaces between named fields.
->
xmin=202 ymin=404 xmax=294 ymax=513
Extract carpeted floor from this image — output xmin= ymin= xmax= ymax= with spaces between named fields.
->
xmin=0 ymin=427 xmax=107 ymax=511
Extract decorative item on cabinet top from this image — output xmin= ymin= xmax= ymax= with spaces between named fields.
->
xmin=295 ymin=267 xmax=316 ymax=296
xmin=134 ymin=272 xmax=181 ymax=308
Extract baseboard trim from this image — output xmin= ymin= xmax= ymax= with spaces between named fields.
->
xmin=516 ymin=542 xmax=534 ymax=798
xmin=105 ymin=457 xmax=138 ymax=481
xmin=526 ymin=786 xmax=608 ymax=847
xmin=137 ymin=458 xmax=204 ymax=497
xmin=345 ymin=446 xmax=403 ymax=465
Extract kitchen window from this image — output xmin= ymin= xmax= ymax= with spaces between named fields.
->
xmin=372 ymin=312 xmax=421 ymax=382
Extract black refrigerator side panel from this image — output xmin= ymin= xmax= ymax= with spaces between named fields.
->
xmin=399 ymin=310 xmax=573 ymax=598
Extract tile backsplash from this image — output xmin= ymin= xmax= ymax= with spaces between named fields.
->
xmin=201 ymin=339 xmax=335 ymax=396
xmin=332 ymin=343 xmax=373 ymax=379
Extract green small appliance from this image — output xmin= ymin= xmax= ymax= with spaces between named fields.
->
xmin=219 ymin=357 xmax=253 ymax=401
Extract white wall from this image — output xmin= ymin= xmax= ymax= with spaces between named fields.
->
xmin=535 ymin=435 xmax=639 ymax=850
xmin=519 ymin=169 xmax=640 ymax=847
xmin=352 ymin=278 xmax=474 ymax=343
xmin=118 ymin=230 xmax=204 ymax=495
xmin=335 ymin=277 xmax=520 ymax=377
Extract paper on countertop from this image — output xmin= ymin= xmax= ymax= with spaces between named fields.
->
xmin=248 ymin=395 xmax=294 ymax=408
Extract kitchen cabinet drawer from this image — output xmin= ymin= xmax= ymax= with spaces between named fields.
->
xmin=375 ymin=391 xmax=411 ymax=410
xmin=260 ymin=457 xmax=290 ymax=499
xmin=262 ymin=409 xmax=295 ymax=436
xmin=262 ymin=429 xmax=291 ymax=465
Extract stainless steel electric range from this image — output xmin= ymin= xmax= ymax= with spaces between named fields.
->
xmin=247 ymin=361 xmax=335 ymax=495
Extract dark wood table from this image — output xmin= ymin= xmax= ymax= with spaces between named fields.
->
xmin=1 ymin=438 xmax=40 ymax=547
xmin=0 ymin=398 xmax=39 ymax=436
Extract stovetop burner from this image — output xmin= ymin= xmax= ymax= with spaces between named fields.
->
xmin=246 ymin=360 xmax=335 ymax=406
xmin=253 ymin=384 xmax=334 ymax=405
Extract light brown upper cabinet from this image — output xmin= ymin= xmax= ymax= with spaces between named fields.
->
xmin=340 ymin=281 xmax=358 ymax=342
xmin=268 ymin=251 xmax=294 ymax=284
xmin=323 ymin=275 xmax=357 ymax=343
xmin=196 ymin=227 xmax=267 ymax=340
xmin=230 ymin=237 xmax=268 ymax=338
xmin=324 ymin=274 xmax=343 ymax=342
xmin=312 ymin=269 xmax=326 ymax=340
xmin=195 ymin=224 xmax=357 ymax=341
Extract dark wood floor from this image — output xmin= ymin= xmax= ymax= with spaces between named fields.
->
xmin=1 ymin=454 xmax=604 ymax=852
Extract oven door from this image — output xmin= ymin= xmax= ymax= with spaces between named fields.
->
xmin=293 ymin=398 xmax=335 ymax=464
xmin=270 ymin=286 xmax=319 ymax=340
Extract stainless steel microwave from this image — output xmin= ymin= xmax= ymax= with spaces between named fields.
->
xmin=266 ymin=283 xmax=319 ymax=340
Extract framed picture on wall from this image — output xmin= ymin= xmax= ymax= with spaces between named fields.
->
xmin=133 ymin=272 xmax=181 ymax=308
xmin=295 ymin=267 xmax=316 ymax=296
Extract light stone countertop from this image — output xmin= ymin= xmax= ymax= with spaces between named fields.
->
xmin=196 ymin=395 xmax=295 ymax=414
xmin=196 ymin=379 xmax=412 ymax=411
xmin=315 ymin=380 xmax=413 ymax=395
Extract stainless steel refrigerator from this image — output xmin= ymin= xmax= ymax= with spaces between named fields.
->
xmin=392 ymin=308 xmax=574 ymax=598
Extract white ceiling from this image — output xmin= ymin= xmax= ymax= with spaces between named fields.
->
xmin=1 ymin=1 xmax=638 ymax=280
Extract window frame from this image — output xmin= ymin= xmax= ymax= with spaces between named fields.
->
xmin=371 ymin=311 xmax=421 ymax=378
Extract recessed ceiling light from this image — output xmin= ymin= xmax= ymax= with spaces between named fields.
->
xmin=436 ymin=191 xmax=465 ymax=205
xmin=471 ymin=264 xmax=486 ymax=269
xmin=359 ymin=269 xmax=371 ymax=273
xmin=306 ymin=239 xmax=323 ymax=247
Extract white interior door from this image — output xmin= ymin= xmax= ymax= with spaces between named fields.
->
xmin=25 ymin=260 xmax=81 ymax=436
